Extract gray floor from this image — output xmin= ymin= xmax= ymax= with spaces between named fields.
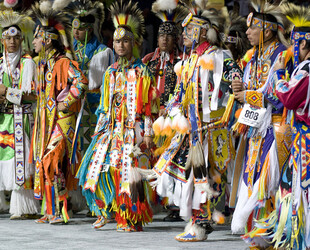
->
xmin=0 ymin=213 xmax=248 ymax=250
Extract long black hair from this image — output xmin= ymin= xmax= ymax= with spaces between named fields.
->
xmin=42 ymin=26 xmax=65 ymax=55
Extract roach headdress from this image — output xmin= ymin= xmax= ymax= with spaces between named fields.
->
xmin=31 ymin=0 xmax=74 ymax=59
xmin=70 ymin=0 xmax=105 ymax=43
xmin=282 ymin=2 xmax=310 ymax=68
xmin=246 ymin=0 xmax=290 ymax=50
xmin=180 ymin=0 xmax=226 ymax=49
xmin=152 ymin=0 xmax=187 ymax=38
xmin=0 ymin=9 xmax=35 ymax=52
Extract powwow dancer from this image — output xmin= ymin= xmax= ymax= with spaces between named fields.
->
xmin=142 ymin=0 xmax=187 ymax=222
xmin=143 ymin=0 xmax=186 ymax=116
xmin=224 ymin=12 xmax=251 ymax=69
xmin=230 ymin=0 xmax=293 ymax=247
xmin=76 ymin=0 xmax=158 ymax=232
xmin=245 ymin=3 xmax=310 ymax=249
xmin=69 ymin=0 xmax=113 ymax=220
xmin=150 ymin=0 xmax=242 ymax=242
xmin=71 ymin=0 xmax=113 ymax=154
xmin=0 ymin=6 xmax=40 ymax=219
xmin=30 ymin=0 xmax=88 ymax=224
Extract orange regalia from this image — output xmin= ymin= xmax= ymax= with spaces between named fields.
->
xmin=29 ymin=0 xmax=88 ymax=223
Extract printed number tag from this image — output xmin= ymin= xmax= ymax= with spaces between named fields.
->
xmin=238 ymin=103 xmax=266 ymax=128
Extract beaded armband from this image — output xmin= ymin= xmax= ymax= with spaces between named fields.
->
xmin=63 ymin=87 xmax=79 ymax=108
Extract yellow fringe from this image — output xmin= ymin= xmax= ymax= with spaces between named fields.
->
xmin=154 ymin=131 xmax=176 ymax=156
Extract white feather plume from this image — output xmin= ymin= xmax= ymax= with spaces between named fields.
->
xmin=52 ymin=0 xmax=73 ymax=11
xmin=152 ymin=0 xmax=177 ymax=12
xmin=40 ymin=0 xmax=52 ymax=15
xmin=207 ymin=28 xmax=218 ymax=44
xmin=194 ymin=0 xmax=208 ymax=10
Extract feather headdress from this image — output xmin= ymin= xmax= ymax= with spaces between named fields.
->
xmin=246 ymin=0 xmax=290 ymax=47
xmin=31 ymin=0 xmax=74 ymax=59
xmin=281 ymin=2 xmax=310 ymax=28
xmin=178 ymin=0 xmax=226 ymax=47
xmin=152 ymin=0 xmax=187 ymax=24
xmin=180 ymin=0 xmax=208 ymax=16
xmin=201 ymin=8 xmax=226 ymax=45
xmin=70 ymin=0 xmax=105 ymax=43
xmin=110 ymin=0 xmax=145 ymax=44
xmin=0 ymin=10 xmax=35 ymax=52
xmin=152 ymin=0 xmax=187 ymax=37
xmin=281 ymin=3 xmax=310 ymax=67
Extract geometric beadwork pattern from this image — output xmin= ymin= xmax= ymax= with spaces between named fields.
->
xmin=14 ymin=104 xmax=25 ymax=186
xmin=67 ymin=126 xmax=75 ymax=144
xmin=46 ymin=97 xmax=56 ymax=112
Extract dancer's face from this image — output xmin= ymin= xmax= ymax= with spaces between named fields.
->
xmin=246 ymin=26 xmax=261 ymax=46
xmin=158 ymin=34 xmax=174 ymax=53
xmin=32 ymin=36 xmax=43 ymax=53
xmin=73 ymin=28 xmax=90 ymax=42
xmin=2 ymin=35 xmax=22 ymax=53
xmin=114 ymin=37 xmax=133 ymax=59
xmin=182 ymin=24 xmax=194 ymax=48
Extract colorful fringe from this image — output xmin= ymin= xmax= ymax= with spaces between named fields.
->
xmin=114 ymin=168 xmax=153 ymax=228
xmin=76 ymin=134 xmax=117 ymax=218
xmin=242 ymin=191 xmax=305 ymax=249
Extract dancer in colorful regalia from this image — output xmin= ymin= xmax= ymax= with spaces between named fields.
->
xmin=69 ymin=0 xmax=113 ymax=217
xmin=71 ymin=0 xmax=113 ymax=154
xmin=143 ymin=0 xmax=186 ymax=116
xmin=0 ymin=5 xmax=40 ymax=219
xmin=150 ymin=0 xmax=242 ymax=242
xmin=30 ymin=0 xmax=88 ymax=224
xmin=245 ymin=3 xmax=310 ymax=249
xmin=142 ymin=0 xmax=187 ymax=223
xmin=230 ymin=0 xmax=293 ymax=248
xmin=76 ymin=0 xmax=158 ymax=232
xmin=224 ymin=11 xmax=251 ymax=70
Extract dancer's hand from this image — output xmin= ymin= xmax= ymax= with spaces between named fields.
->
xmin=0 ymin=95 xmax=5 ymax=103
xmin=57 ymin=102 xmax=68 ymax=112
xmin=143 ymin=136 xmax=153 ymax=149
xmin=234 ymin=91 xmax=245 ymax=103
xmin=232 ymin=79 xmax=244 ymax=93
xmin=274 ymin=56 xmax=285 ymax=71
xmin=0 ymin=84 xmax=7 ymax=96
xmin=159 ymin=109 xmax=167 ymax=117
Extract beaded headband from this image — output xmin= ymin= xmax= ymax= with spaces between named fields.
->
xmin=72 ymin=18 xmax=91 ymax=30
xmin=291 ymin=28 xmax=310 ymax=67
xmin=182 ymin=13 xmax=210 ymax=29
xmin=225 ymin=35 xmax=237 ymax=44
xmin=247 ymin=12 xmax=282 ymax=32
xmin=2 ymin=26 xmax=21 ymax=38
xmin=34 ymin=25 xmax=59 ymax=40
xmin=158 ymin=22 xmax=177 ymax=36
xmin=113 ymin=27 xmax=134 ymax=40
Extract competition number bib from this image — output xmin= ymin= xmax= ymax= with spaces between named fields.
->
xmin=238 ymin=103 xmax=266 ymax=128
